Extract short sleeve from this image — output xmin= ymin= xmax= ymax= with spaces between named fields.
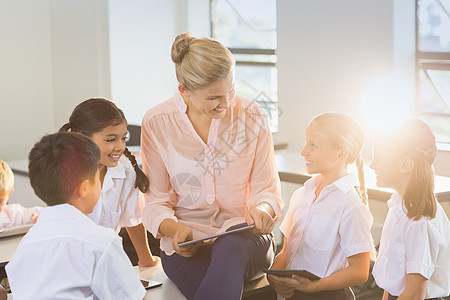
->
xmin=279 ymin=188 xmax=302 ymax=238
xmin=91 ymin=237 xmax=146 ymax=299
xmin=339 ymin=203 xmax=374 ymax=257
xmin=404 ymin=220 xmax=442 ymax=279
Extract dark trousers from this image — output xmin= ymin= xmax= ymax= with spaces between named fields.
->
xmin=160 ymin=225 xmax=274 ymax=300
xmin=289 ymin=287 xmax=355 ymax=300
xmin=388 ymin=294 xmax=444 ymax=300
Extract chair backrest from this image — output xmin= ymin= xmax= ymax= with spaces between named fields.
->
xmin=127 ymin=124 xmax=141 ymax=146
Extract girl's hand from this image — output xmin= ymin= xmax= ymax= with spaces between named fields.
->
xmin=269 ymin=275 xmax=319 ymax=295
xmin=267 ymin=274 xmax=296 ymax=299
xmin=291 ymin=275 xmax=318 ymax=293
xmin=172 ymin=225 xmax=202 ymax=257
xmin=245 ymin=202 xmax=275 ymax=234
xmin=30 ymin=212 xmax=39 ymax=223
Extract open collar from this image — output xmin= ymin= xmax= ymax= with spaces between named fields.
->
xmin=102 ymin=160 xmax=126 ymax=192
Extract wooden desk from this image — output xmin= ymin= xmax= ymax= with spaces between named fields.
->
xmin=275 ymin=152 xmax=450 ymax=203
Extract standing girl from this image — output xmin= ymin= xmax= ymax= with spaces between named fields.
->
xmin=268 ymin=112 xmax=373 ymax=300
xmin=60 ymin=98 xmax=157 ymax=267
xmin=371 ymin=118 xmax=450 ymax=300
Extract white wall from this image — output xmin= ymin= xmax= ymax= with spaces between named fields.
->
xmin=0 ymin=0 xmax=54 ymax=161
xmin=275 ymin=0 xmax=395 ymax=159
xmin=0 ymin=0 xmax=111 ymax=161
xmin=51 ymin=0 xmax=111 ymax=129
xmin=109 ymin=0 xmax=210 ymax=125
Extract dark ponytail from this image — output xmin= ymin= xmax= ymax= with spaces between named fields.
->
xmin=123 ymin=147 xmax=149 ymax=193
xmin=59 ymin=123 xmax=71 ymax=132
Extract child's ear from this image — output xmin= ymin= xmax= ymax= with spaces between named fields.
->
xmin=178 ymin=84 xmax=190 ymax=98
xmin=400 ymin=156 xmax=415 ymax=174
xmin=337 ymin=148 xmax=349 ymax=162
xmin=76 ymin=179 xmax=91 ymax=199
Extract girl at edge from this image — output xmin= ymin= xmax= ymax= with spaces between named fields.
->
xmin=371 ymin=118 xmax=450 ymax=300
xmin=60 ymin=98 xmax=158 ymax=267
xmin=268 ymin=112 xmax=373 ymax=300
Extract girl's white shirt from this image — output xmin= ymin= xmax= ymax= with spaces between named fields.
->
xmin=0 ymin=204 xmax=41 ymax=230
xmin=372 ymin=192 xmax=450 ymax=298
xmin=87 ymin=156 xmax=144 ymax=232
xmin=280 ymin=173 xmax=373 ymax=278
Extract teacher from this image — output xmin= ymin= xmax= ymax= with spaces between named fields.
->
xmin=141 ymin=32 xmax=283 ymax=300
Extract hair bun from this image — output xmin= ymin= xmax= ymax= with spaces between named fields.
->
xmin=171 ymin=32 xmax=194 ymax=64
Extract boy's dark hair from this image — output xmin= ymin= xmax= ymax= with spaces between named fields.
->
xmin=28 ymin=132 xmax=100 ymax=206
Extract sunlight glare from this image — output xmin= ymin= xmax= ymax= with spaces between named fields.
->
xmin=359 ymin=76 xmax=414 ymax=132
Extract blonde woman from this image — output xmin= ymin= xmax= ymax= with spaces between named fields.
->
xmin=141 ymin=32 xmax=283 ymax=299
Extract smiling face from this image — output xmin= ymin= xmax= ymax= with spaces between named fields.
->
xmin=300 ymin=124 xmax=342 ymax=177
xmin=90 ymin=122 xmax=128 ymax=170
xmin=180 ymin=72 xmax=236 ymax=119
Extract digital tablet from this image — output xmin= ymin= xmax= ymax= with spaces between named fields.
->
xmin=0 ymin=224 xmax=33 ymax=238
xmin=264 ymin=269 xmax=321 ymax=281
xmin=177 ymin=224 xmax=255 ymax=247
xmin=140 ymin=279 xmax=163 ymax=290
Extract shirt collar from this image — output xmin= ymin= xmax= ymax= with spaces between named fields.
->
xmin=387 ymin=192 xmax=408 ymax=217
xmin=102 ymin=160 xmax=126 ymax=192
xmin=304 ymin=173 xmax=357 ymax=194
xmin=173 ymin=92 xmax=188 ymax=114
xmin=106 ymin=160 xmax=126 ymax=179
xmin=387 ymin=192 xmax=402 ymax=209
xmin=38 ymin=203 xmax=89 ymax=222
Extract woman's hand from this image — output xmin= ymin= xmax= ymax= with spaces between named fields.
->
xmin=245 ymin=202 xmax=275 ymax=234
xmin=171 ymin=224 xmax=202 ymax=257
xmin=267 ymin=274 xmax=296 ymax=299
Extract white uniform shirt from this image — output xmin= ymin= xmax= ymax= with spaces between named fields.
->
xmin=372 ymin=192 xmax=450 ymax=298
xmin=6 ymin=203 xmax=146 ymax=300
xmin=88 ymin=156 xmax=144 ymax=232
xmin=0 ymin=204 xmax=41 ymax=230
xmin=280 ymin=174 xmax=373 ymax=278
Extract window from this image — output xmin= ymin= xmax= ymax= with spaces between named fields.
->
xmin=211 ymin=0 xmax=279 ymax=132
xmin=416 ymin=0 xmax=450 ymax=143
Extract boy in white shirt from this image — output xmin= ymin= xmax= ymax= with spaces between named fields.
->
xmin=6 ymin=132 xmax=146 ymax=300
xmin=0 ymin=159 xmax=40 ymax=229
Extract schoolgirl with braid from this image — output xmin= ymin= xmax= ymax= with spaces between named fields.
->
xmin=267 ymin=112 xmax=374 ymax=300
xmin=60 ymin=98 xmax=158 ymax=267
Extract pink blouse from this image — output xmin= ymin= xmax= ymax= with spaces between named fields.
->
xmin=141 ymin=92 xmax=283 ymax=255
